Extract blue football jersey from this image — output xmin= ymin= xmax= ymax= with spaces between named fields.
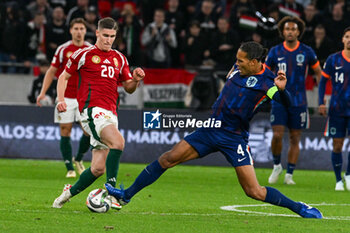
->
xmin=265 ymin=41 xmax=319 ymax=107
xmin=211 ymin=65 xmax=277 ymax=139
xmin=321 ymin=51 xmax=350 ymax=116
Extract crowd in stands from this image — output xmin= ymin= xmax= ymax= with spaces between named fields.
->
xmin=0 ymin=0 xmax=349 ymax=74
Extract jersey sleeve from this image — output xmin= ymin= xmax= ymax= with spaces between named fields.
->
xmin=307 ymin=47 xmax=320 ymax=69
xmin=119 ymin=53 xmax=133 ymax=82
xmin=64 ymin=49 xmax=81 ymax=75
xmin=51 ymin=46 xmax=63 ymax=69
xmin=265 ymin=47 xmax=276 ymax=70
xmin=321 ymin=55 xmax=333 ymax=79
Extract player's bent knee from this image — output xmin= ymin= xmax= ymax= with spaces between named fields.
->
xmin=244 ymin=187 xmax=265 ymax=201
xmin=159 ymin=151 xmax=179 ymax=168
xmin=90 ymin=167 xmax=105 ymax=177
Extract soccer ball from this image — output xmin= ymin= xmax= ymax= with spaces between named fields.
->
xmin=86 ymin=189 xmax=112 ymax=213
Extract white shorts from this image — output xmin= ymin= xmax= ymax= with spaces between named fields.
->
xmin=54 ymin=98 xmax=80 ymax=123
xmin=80 ymin=107 xmax=119 ymax=149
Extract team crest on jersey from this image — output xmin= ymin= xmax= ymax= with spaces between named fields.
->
xmin=296 ymin=54 xmax=305 ymax=66
xmin=66 ymin=51 xmax=73 ymax=58
xmin=113 ymin=58 xmax=118 ymax=67
xmin=246 ymin=76 xmax=258 ymax=87
xmin=92 ymin=55 xmax=101 ymax=64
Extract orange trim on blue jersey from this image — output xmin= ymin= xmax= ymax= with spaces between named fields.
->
xmin=311 ymin=60 xmax=320 ymax=69
xmin=283 ymin=41 xmax=300 ymax=52
xmin=342 ymin=50 xmax=350 ymax=63
xmin=253 ymin=95 xmax=267 ymax=112
xmin=265 ymin=64 xmax=271 ymax=70
xmin=255 ymin=64 xmax=266 ymax=75
xmin=321 ymin=71 xmax=330 ymax=79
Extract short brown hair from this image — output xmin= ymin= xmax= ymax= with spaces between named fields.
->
xmin=70 ymin=18 xmax=87 ymax=29
xmin=277 ymin=16 xmax=305 ymax=39
xmin=98 ymin=17 xmax=118 ymax=31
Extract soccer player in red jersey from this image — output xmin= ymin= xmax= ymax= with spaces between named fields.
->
xmin=52 ymin=17 xmax=145 ymax=210
xmin=37 ymin=18 xmax=91 ymax=178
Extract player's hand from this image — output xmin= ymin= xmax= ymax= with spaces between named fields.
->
xmin=274 ymin=70 xmax=287 ymax=91
xmin=132 ymin=67 xmax=145 ymax=82
xmin=318 ymin=104 xmax=327 ymax=117
xmin=36 ymin=94 xmax=45 ymax=107
xmin=56 ymin=101 xmax=67 ymax=112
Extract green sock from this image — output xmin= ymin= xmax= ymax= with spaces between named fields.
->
xmin=60 ymin=136 xmax=74 ymax=171
xmin=106 ymin=149 xmax=123 ymax=187
xmin=75 ymin=134 xmax=90 ymax=161
xmin=70 ymin=167 xmax=97 ymax=196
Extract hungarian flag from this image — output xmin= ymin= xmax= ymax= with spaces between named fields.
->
xmin=239 ymin=15 xmax=258 ymax=30
xmin=279 ymin=5 xmax=301 ymax=17
xmin=142 ymin=69 xmax=197 ymax=108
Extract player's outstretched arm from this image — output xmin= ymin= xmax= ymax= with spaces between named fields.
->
xmin=122 ymin=67 xmax=145 ymax=94
xmin=56 ymin=70 xmax=71 ymax=112
xmin=36 ymin=66 xmax=58 ymax=107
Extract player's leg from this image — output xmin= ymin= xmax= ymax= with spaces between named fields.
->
xmin=52 ymin=148 xmax=108 ymax=208
xmin=59 ymin=122 xmax=75 ymax=177
xmin=332 ymin=138 xmax=345 ymax=190
xmin=235 ymin=165 xmax=322 ymax=218
xmin=105 ymin=140 xmax=199 ymax=204
xmin=284 ymin=129 xmax=302 ymax=185
xmin=74 ymin=130 xmax=90 ymax=174
xmin=268 ymin=125 xmax=285 ymax=183
xmin=326 ymin=115 xmax=346 ymax=190
xmin=100 ymin=124 xmax=125 ymax=188
xmin=73 ymin=102 xmax=90 ymax=174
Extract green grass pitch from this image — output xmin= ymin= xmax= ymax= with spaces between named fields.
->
xmin=1 ymin=158 xmax=350 ymax=233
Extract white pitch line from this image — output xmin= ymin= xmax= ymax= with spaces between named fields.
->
xmin=220 ymin=203 xmax=350 ymax=220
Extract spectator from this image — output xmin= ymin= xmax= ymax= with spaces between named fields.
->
xmin=0 ymin=3 xmax=26 ymax=73
xmin=324 ymin=3 xmax=350 ymax=51
xmin=27 ymin=59 xmax=55 ymax=104
xmin=139 ymin=0 xmax=165 ymax=25
xmin=141 ymin=8 xmax=177 ymax=68
xmin=165 ymin=0 xmax=185 ymax=67
xmin=66 ymin=0 xmax=89 ymax=26
xmin=301 ymin=4 xmax=321 ymax=41
xmin=26 ymin=0 xmax=52 ymax=21
xmin=193 ymin=0 xmax=218 ymax=38
xmin=23 ymin=12 xmax=46 ymax=71
xmin=183 ymin=20 xmax=208 ymax=68
xmin=210 ymin=17 xmax=240 ymax=71
xmin=84 ymin=6 xmax=99 ymax=44
xmin=306 ymin=24 xmax=334 ymax=66
xmin=45 ymin=6 xmax=68 ymax=61
xmin=117 ymin=4 xmax=142 ymax=66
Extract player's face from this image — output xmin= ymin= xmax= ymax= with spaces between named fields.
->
xmin=342 ymin=31 xmax=350 ymax=50
xmin=283 ymin=22 xmax=300 ymax=42
xmin=236 ymin=49 xmax=254 ymax=76
xmin=70 ymin=23 xmax=86 ymax=42
xmin=96 ymin=28 xmax=117 ymax=52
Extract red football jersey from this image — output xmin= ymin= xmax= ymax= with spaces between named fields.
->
xmin=65 ymin=45 xmax=133 ymax=115
xmin=51 ymin=40 xmax=91 ymax=98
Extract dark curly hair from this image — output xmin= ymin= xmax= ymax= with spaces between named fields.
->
xmin=239 ymin=41 xmax=268 ymax=62
xmin=277 ymin=16 xmax=305 ymax=39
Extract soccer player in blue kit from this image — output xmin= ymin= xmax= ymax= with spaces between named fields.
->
xmin=105 ymin=41 xmax=322 ymax=218
xmin=319 ymin=27 xmax=350 ymax=191
xmin=265 ymin=16 xmax=322 ymax=185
